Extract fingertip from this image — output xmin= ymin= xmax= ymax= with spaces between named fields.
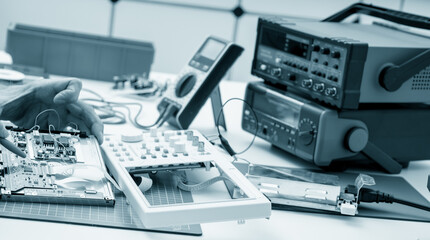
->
xmin=0 ymin=127 xmax=9 ymax=138
xmin=92 ymin=123 xmax=104 ymax=145
xmin=53 ymin=79 xmax=82 ymax=104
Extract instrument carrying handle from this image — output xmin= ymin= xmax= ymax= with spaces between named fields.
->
xmin=323 ymin=3 xmax=430 ymax=30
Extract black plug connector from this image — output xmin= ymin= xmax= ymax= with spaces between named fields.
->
xmin=358 ymin=187 xmax=430 ymax=212
xmin=358 ymin=188 xmax=394 ymax=204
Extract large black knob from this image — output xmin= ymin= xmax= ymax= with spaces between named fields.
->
xmin=175 ymin=74 xmax=197 ymax=98
xmin=345 ymin=127 xmax=368 ymax=152
xmin=298 ymin=120 xmax=315 ymax=146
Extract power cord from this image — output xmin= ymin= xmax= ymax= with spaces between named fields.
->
xmin=215 ymin=97 xmax=259 ymax=156
xmin=358 ymin=187 xmax=430 ymax=212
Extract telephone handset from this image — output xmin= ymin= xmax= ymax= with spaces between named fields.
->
xmin=157 ymin=36 xmax=244 ymax=129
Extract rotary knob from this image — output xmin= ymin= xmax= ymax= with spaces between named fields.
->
xmin=175 ymin=73 xmax=197 ymax=98
xmin=271 ymin=67 xmax=282 ymax=77
xmin=345 ymin=127 xmax=368 ymax=152
xmin=298 ymin=119 xmax=316 ymax=146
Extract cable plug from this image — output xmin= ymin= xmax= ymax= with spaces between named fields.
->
xmin=358 ymin=187 xmax=394 ymax=204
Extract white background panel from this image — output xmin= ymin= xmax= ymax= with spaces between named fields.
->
xmin=113 ymin=1 xmax=236 ymax=74
xmin=403 ymin=0 xmax=430 ymax=16
xmin=230 ymin=15 xmax=261 ymax=82
xmin=129 ymin=0 xmax=238 ymax=10
xmin=0 ymin=0 xmax=110 ymax=50
xmin=241 ymin=0 xmax=357 ymax=20
xmin=362 ymin=0 xmax=402 ymax=9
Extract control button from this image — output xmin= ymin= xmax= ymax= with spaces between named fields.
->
xmin=155 ymin=146 xmax=160 ymax=151
xmin=302 ymin=79 xmax=313 ymax=88
xmin=163 ymin=149 xmax=169 ymax=154
xmin=321 ymin=48 xmax=330 ymax=55
xmin=150 ymin=128 xmax=158 ymax=137
xmin=115 ymin=153 xmax=121 ymax=157
xmin=186 ymin=131 xmax=194 ymax=140
xmin=122 ymin=147 xmax=127 ymax=151
xmin=323 ymin=61 xmax=328 ymax=66
xmin=174 ymin=142 xmax=186 ymax=153
xmin=333 ymin=64 xmax=339 ymax=70
xmin=333 ymin=77 xmax=338 ymax=82
xmin=169 ymin=136 xmax=180 ymax=147
xmin=151 ymin=155 xmax=157 ymax=159
xmin=331 ymin=51 xmax=341 ymax=58
xmin=288 ymin=74 xmax=296 ymax=81
xmin=292 ymin=63 xmax=297 ymax=68
xmin=113 ymin=148 xmax=118 ymax=152
xmin=260 ymin=64 xmax=267 ymax=71
xmin=202 ymin=65 xmax=209 ymax=71
xmin=327 ymin=76 xmax=333 ymax=80
xmin=275 ymin=57 xmax=282 ymax=64
xmin=303 ymin=67 xmax=308 ymax=72
xmin=270 ymin=68 xmax=282 ymax=77
xmin=125 ymin=152 xmax=130 ymax=156
xmin=198 ymin=142 xmax=205 ymax=152
xmin=141 ymin=155 xmax=146 ymax=160
xmin=312 ymin=45 xmax=320 ymax=52
xmin=141 ymin=142 xmax=147 ymax=149
xmin=164 ymin=131 xmax=175 ymax=141
xmin=325 ymin=87 xmax=337 ymax=97
xmin=313 ymin=83 xmax=325 ymax=92
xmin=119 ymin=158 xmax=125 ymax=162
xmin=192 ymin=136 xmax=199 ymax=146
xmin=109 ymin=143 xmax=114 ymax=147
xmin=162 ymin=154 xmax=167 ymax=158
xmin=316 ymin=72 xmax=322 ymax=77
xmin=313 ymin=58 xmax=318 ymax=63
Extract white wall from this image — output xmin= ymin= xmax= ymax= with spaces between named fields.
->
xmin=0 ymin=0 xmax=429 ymax=81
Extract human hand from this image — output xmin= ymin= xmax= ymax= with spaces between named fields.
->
xmin=0 ymin=121 xmax=9 ymax=138
xmin=0 ymin=78 xmax=103 ymax=144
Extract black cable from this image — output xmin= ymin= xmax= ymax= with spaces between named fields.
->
xmin=392 ymin=198 xmax=430 ymax=212
xmin=81 ymin=89 xmax=176 ymax=129
xmin=358 ymin=187 xmax=430 ymax=212
xmin=215 ymin=97 xmax=258 ymax=156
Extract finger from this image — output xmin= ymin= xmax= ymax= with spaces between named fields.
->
xmin=66 ymin=102 xmax=104 ymax=144
xmin=53 ymin=79 xmax=82 ymax=104
xmin=0 ymin=122 xmax=9 ymax=138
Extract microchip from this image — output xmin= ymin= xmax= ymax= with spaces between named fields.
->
xmin=59 ymin=136 xmax=70 ymax=147
xmin=42 ymin=135 xmax=54 ymax=144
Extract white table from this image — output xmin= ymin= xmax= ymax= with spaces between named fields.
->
xmin=1 ymin=73 xmax=429 ymax=240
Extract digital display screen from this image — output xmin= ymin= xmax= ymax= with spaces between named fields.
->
xmin=253 ymin=92 xmax=301 ymax=128
xmin=261 ymin=27 xmax=309 ymax=59
xmin=199 ymin=39 xmax=226 ymax=60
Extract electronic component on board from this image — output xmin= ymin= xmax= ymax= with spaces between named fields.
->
xmin=0 ymin=127 xmax=115 ymax=206
xmin=252 ymin=3 xmax=430 ymax=109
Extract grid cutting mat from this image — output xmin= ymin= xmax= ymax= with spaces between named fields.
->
xmin=0 ymin=178 xmax=202 ymax=236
